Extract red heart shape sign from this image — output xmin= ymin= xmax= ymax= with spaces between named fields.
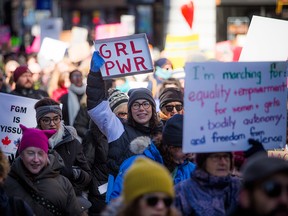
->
xmin=181 ymin=1 xmax=194 ymax=29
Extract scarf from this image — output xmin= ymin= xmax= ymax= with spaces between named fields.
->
xmin=49 ymin=122 xmax=65 ymax=149
xmin=67 ymin=84 xmax=86 ymax=125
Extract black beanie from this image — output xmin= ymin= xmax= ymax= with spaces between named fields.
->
xmin=159 ymin=87 xmax=183 ymax=109
xmin=128 ymin=88 xmax=155 ymax=110
xmin=162 ymin=114 xmax=183 ymax=147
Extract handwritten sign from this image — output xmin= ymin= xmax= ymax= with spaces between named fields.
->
xmin=0 ymin=93 xmax=38 ymax=160
xmin=183 ymin=61 xmax=287 ymax=153
xmin=94 ymin=33 xmax=153 ymax=79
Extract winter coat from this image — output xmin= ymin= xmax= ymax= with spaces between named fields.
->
xmin=82 ymin=120 xmax=110 ymax=214
xmin=49 ymin=124 xmax=92 ymax=196
xmin=107 ymin=137 xmax=196 ymax=202
xmin=86 ymin=71 xmax=159 ymax=177
xmin=10 ymin=85 xmax=49 ymax=99
xmin=4 ymin=151 xmax=82 ymax=216
xmin=73 ymin=103 xmax=90 ymax=141
xmin=174 ymin=169 xmax=241 ymax=216
xmin=0 ymin=187 xmax=35 ymax=216
xmin=59 ymin=91 xmax=84 ymax=126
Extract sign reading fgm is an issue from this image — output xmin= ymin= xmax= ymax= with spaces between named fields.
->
xmin=183 ymin=61 xmax=287 ymax=153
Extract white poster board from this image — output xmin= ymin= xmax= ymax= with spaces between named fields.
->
xmin=37 ymin=37 xmax=68 ymax=68
xmin=183 ymin=61 xmax=287 ymax=153
xmin=94 ymin=33 xmax=153 ymax=79
xmin=240 ymin=16 xmax=288 ymax=61
xmin=0 ymin=93 xmax=38 ymax=160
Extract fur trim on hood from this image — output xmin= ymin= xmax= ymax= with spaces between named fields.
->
xmin=129 ymin=136 xmax=151 ymax=154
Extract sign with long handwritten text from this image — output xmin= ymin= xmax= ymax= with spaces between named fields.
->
xmin=183 ymin=61 xmax=287 ymax=153
xmin=94 ymin=33 xmax=153 ymax=79
xmin=0 ymin=93 xmax=38 ymax=160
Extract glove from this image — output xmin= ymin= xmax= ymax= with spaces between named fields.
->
xmin=90 ymin=51 xmax=105 ymax=72
xmin=244 ymin=139 xmax=267 ymax=158
xmin=72 ymin=166 xmax=82 ymax=180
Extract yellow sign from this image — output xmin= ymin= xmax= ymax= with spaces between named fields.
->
xmin=164 ymin=34 xmax=199 ymax=69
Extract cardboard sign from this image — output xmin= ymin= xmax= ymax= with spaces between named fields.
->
xmin=268 ymin=150 xmax=288 ymax=160
xmin=183 ymin=61 xmax=287 ymax=153
xmin=240 ymin=16 xmax=288 ymax=61
xmin=94 ymin=33 xmax=153 ymax=79
xmin=0 ymin=93 xmax=38 ymax=160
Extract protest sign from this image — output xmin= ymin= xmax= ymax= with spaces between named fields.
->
xmin=164 ymin=34 xmax=199 ymax=69
xmin=37 ymin=37 xmax=68 ymax=68
xmin=71 ymin=26 xmax=88 ymax=44
xmin=183 ymin=61 xmax=287 ymax=153
xmin=94 ymin=33 xmax=153 ymax=79
xmin=268 ymin=150 xmax=288 ymax=160
xmin=0 ymin=93 xmax=38 ymax=161
xmin=95 ymin=23 xmax=129 ymax=40
xmin=240 ymin=16 xmax=288 ymax=61
xmin=0 ymin=26 xmax=10 ymax=45
xmin=40 ymin=17 xmax=63 ymax=46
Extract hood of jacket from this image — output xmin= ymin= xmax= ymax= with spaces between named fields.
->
xmin=129 ymin=136 xmax=151 ymax=154
xmin=49 ymin=122 xmax=77 ymax=148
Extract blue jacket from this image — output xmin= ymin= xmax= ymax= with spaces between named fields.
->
xmin=106 ymin=142 xmax=196 ymax=203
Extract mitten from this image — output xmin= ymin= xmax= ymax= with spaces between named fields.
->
xmin=72 ymin=167 xmax=82 ymax=180
xmin=90 ymin=51 xmax=105 ymax=72
xmin=244 ymin=138 xmax=267 ymax=158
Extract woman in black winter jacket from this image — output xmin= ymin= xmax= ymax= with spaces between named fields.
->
xmin=34 ymin=97 xmax=92 ymax=196
xmin=86 ymin=51 xmax=161 ymax=177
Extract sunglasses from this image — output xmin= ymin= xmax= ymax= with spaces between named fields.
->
xmin=261 ymin=181 xmax=288 ymax=198
xmin=165 ymin=105 xmax=183 ymax=112
xmin=144 ymin=196 xmax=173 ymax=208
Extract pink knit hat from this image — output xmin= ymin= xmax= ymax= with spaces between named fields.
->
xmin=18 ymin=124 xmax=56 ymax=154
xmin=13 ymin=65 xmax=31 ymax=82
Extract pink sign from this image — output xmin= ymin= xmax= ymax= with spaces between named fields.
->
xmin=0 ymin=26 xmax=10 ymax=45
xmin=95 ymin=23 xmax=129 ymax=40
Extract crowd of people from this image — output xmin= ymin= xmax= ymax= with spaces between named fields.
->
xmin=0 ymin=43 xmax=288 ymax=216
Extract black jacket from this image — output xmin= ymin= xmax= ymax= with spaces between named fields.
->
xmin=50 ymin=125 xmax=92 ymax=196
xmin=10 ymin=85 xmax=48 ymax=99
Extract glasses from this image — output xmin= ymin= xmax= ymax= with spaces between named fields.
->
xmin=132 ymin=101 xmax=151 ymax=110
xmin=71 ymin=74 xmax=82 ymax=79
xmin=261 ymin=181 xmax=288 ymax=198
xmin=41 ymin=116 xmax=61 ymax=125
xmin=208 ymin=154 xmax=230 ymax=162
xmin=117 ymin=112 xmax=128 ymax=118
xmin=165 ymin=105 xmax=183 ymax=112
xmin=143 ymin=196 xmax=173 ymax=208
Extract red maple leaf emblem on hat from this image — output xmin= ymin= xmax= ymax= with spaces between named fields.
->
xmin=2 ymin=136 xmax=11 ymax=145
